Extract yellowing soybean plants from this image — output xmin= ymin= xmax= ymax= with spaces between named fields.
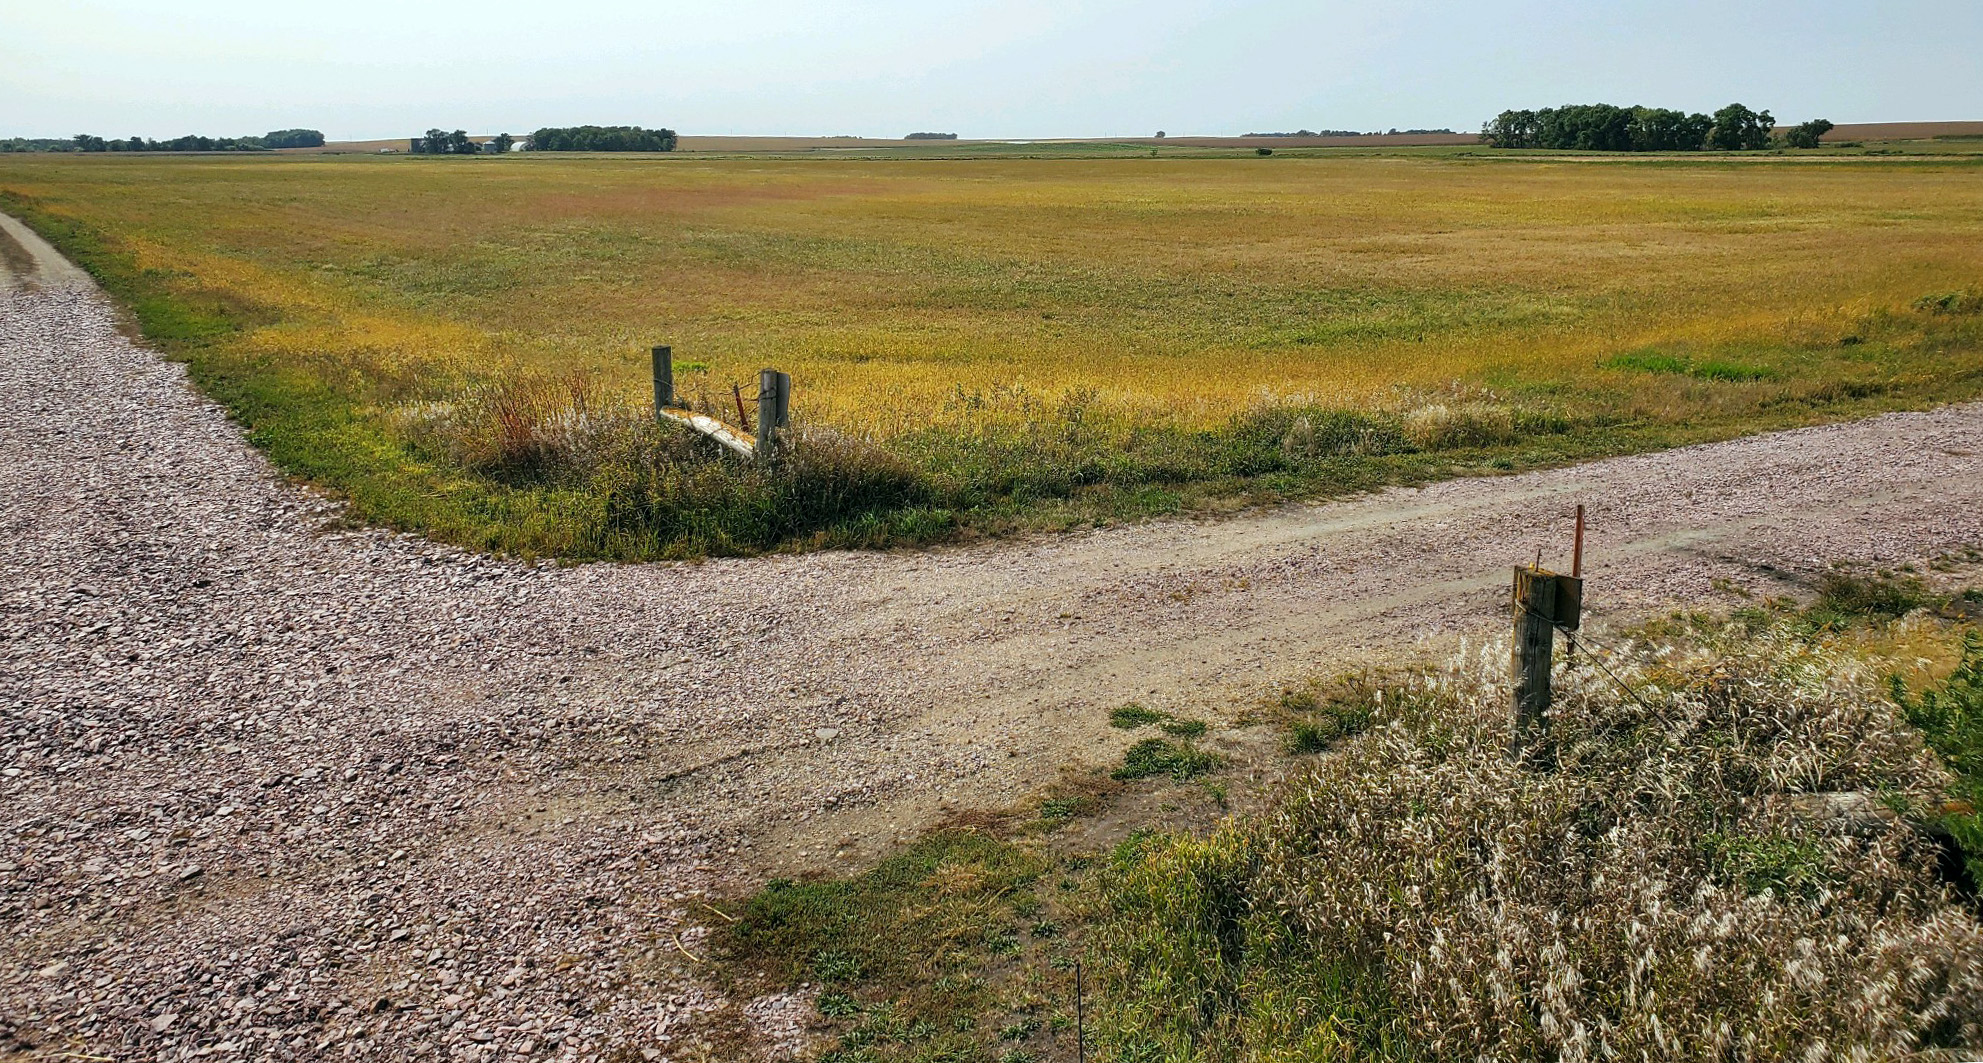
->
xmin=3 ymin=149 xmax=1980 ymax=557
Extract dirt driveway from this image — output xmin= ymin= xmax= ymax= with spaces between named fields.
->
xmin=4 ymin=213 xmax=1981 ymax=1060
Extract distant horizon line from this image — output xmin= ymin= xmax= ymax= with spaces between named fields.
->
xmin=11 ymin=119 xmax=1983 ymax=144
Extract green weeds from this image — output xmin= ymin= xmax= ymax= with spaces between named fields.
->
xmin=1112 ymin=738 xmax=1220 ymax=781
xmin=1109 ymin=702 xmax=1208 ymax=738
xmin=1277 ymin=680 xmax=1382 ymax=754
xmin=1808 ymin=568 xmax=1939 ymax=628
xmin=1108 ymin=703 xmax=1164 ymax=729
xmin=1916 ymin=290 xmax=1983 ymax=316
xmin=1606 ymin=347 xmax=1776 ymax=381
xmin=1703 ymin=830 xmax=1834 ymax=897
xmin=1891 ymin=631 xmax=1983 ymax=889
xmin=714 ymin=830 xmax=1088 ymax=1063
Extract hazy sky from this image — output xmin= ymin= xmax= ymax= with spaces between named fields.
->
xmin=6 ymin=0 xmax=1979 ymax=140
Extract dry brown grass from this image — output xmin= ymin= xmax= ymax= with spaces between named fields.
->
xmin=1099 ymin=627 xmax=1983 ymax=1061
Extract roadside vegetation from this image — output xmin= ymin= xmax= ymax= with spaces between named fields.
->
xmin=1 ymin=151 xmax=1980 ymax=558
xmin=700 ymin=566 xmax=1983 ymax=1061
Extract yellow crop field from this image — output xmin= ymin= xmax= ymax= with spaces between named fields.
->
xmin=2 ymin=149 xmax=1980 ymax=556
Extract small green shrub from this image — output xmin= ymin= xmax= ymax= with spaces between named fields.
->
xmin=1158 ymin=718 xmax=1207 ymax=738
xmin=1692 ymin=359 xmax=1776 ymax=382
xmin=1113 ymin=738 xmax=1221 ymax=781
xmin=997 ymin=1017 xmax=1042 ymax=1041
xmin=1915 ymin=290 xmax=1983 ymax=316
xmin=1039 ymin=796 xmax=1085 ymax=822
xmin=1285 ymin=689 xmax=1380 ymax=754
xmin=1287 ymin=721 xmax=1333 ymax=754
xmin=1891 ymin=631 xmax=1983 ymax=887
xmin=812 ymin=949 xmax=864 ymax=983
xmin=1109 ymin=703 xmax=1164 ymax=729
xmin=817 ymin=992 xmax=862 ymax=1018
xmin=1811 ymin=569 xmax=1934 ymax=624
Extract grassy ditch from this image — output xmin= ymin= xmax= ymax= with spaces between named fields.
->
xmin=5 ymin=153 xmax=1983 ymax=559
xmin=701 ymin=571 xmax=1983 ymax=1061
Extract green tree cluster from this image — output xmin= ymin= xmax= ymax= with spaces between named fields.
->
xmin=904 ymin=132 xmax=958 ymax=140
xmin=261 ymin=128 xmax=326 ymax=148
xmin=56 ymin=129 xmax=323 ymax=153
xmin=1482 ymin=103 xmax=1776 ymax=151
xmin=1783 ymin=118 xmax=1836 ymax=149
xmin=526 ymin=125 xmax=677 ymax=151
xmin=71 ymin=133 xmax=272 ymax=152
xmin=411 ymin=129 xmax=478 ymax=155
xmin=0 ymin=138 xmax=72 ymax=152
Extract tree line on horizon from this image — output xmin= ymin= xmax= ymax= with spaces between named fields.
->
xmin=1245 ymin=127 xmax=1458 ymax=137
xmin=407 ymin=126 xmax=679 ymax=153
xmin=528 ymin=126 xmax=677 ymax=152
xmin=1481 ymin=104 xmax=1832 ymax=151
xmin=4 ymin=129 xmax=325 ymax=153
xmin=409 ymin=129 xmax=501 ymax=155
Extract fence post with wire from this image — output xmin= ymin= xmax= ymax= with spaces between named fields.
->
xmin=1510 ymin=504 xmax=1585 ymax=760
xmin=1511 ymin=565 xmax=1580 ymax=758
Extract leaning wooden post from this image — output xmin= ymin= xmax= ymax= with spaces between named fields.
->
xmin=651 ymin=345 xmax=675 ymax=411
xmin=1511 ymin=565 xmax=1581 ymax=760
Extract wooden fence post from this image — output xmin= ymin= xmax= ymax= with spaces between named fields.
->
xmin=1511 ymin=565 xmax=1581 ymax=760
xmin=755 ymin=369 xmax=791 ymax=457
xmin=651 ymin=345 xmax=674 ymax=411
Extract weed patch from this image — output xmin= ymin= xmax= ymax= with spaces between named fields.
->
xmin=1277 ymin=677 xmax=1383 ymax=754
xmin=1606 ymin=347 xmax=1777 ymax=381
xmin=713 ymin=830 xmax=1089 ymax=1062
xmin=1810 ymin=567 xmax=1938 ymax=627
xmin=1112 ymin=738 xmax=1221 ymax=781
xmin=1892 ymin=631 xmax=1983 ymax=890
xmin=1917 ymin=290 xmax=1983 ymax=316
xmin=1108 ymin=703 xmax=1164 ymax=729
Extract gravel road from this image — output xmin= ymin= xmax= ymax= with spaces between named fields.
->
xmin=4 ymin=211 xmax=1983 ymax=1062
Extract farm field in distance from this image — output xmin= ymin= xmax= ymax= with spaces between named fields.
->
xmin=3 ymin=147 xmax=1981 ymax=557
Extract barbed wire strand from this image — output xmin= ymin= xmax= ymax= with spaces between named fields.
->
xmin=1515 ymin=599 xmax=1660 ymax=717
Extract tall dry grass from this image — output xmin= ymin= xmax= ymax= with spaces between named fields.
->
xmin=1099 ymin=632 xmax=1983 ymax=1061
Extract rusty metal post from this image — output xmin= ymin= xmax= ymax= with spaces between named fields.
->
xmin=1573 ymin=504 xmax=1586 ymax=578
